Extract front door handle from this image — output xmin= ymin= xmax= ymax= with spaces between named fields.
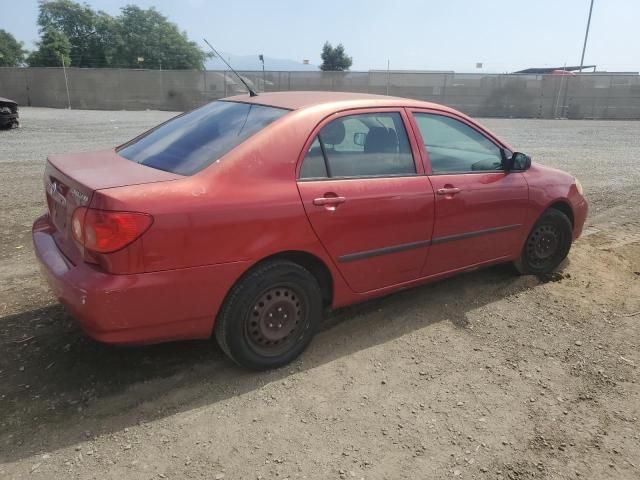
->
xmin=313 ymin=196 xmax=346 ymax=206
xmin=436 ymin=187 xmax=461 ymax=195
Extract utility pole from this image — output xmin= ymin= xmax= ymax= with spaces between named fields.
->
xmin=386 ymin=59 xmax=390 ymax=96
xmin=554 ymin=62 xmax=567 ymax=118
xmin=61 ymin=55 xmax=71 ymax=109
xmin=259 ymin=54 xmax=265 ymax=92
xmin=579 ymin=0 xmax=595 ymax=72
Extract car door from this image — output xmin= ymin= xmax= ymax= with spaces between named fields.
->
xmin=409 ymin=110 xmax=529 ymax=276
xmin=296 ymin=109 xmax=435 ymax=293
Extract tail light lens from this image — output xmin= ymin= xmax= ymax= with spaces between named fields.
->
xmin=71 ymin=207 xmax=153 ymax=253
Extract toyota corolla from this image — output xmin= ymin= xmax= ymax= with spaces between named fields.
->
xmin=33 ymin=91 xmax=588 ymax=369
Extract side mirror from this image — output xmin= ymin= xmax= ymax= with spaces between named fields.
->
xmin=353 ymin=132 xmax=366 ymax=147
xmin=505 ymin=151 xmax=531 ymax=171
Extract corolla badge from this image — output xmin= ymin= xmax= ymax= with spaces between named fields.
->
xmin=47 ymin=181 xmax=67 ymax=207
xmin=70 ymin=188 xmax=89 ymax=204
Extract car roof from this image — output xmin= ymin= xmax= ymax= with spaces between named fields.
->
xmin=223 ymin=91 xmax=456 ymax=113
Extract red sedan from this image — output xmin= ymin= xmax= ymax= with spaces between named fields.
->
xmin=33 ymin=92 xmax=588 ymax=369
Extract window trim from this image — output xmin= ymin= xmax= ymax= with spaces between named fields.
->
xmin=297 ymin=172 xmax=421 ymax=182
xmin=317 ymin=135 xmax=333 ymax=178
xmin=296 ymin=107 xmax=425 ymax=181
xmin=407 ymin=108 xmax=511 ymax=176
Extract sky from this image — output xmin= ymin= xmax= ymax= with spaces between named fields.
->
xmin=1 ymin=0 xmax=638 ymax=72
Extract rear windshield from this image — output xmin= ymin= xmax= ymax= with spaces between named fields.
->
xmin=118 ymin=101 xmax=288 ymax=175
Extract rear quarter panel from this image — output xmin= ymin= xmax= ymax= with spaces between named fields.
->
xmin=91 ymin=109 xmax=356 ymax=306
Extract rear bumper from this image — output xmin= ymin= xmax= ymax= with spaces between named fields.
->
xmin=32 ymin=214 xmax=248 ymax=345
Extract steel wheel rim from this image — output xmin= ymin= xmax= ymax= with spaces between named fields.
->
xmin=527 ymin=224 xmax=560 ymax=268
xmin=245 ymin=285 xmax=305 ymax=356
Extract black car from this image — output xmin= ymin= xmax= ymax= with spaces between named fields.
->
xmin=0 ymin=96 xmax=19 ymax=129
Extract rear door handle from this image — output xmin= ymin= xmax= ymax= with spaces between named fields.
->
xmin=436 ymin=187 xmax=461 ymax=195
xmin=313 ymin=196 xmax=346 ymax=206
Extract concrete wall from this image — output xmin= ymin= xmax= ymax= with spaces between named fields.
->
xmin=1 ymin=67 xmax=639 ymax=119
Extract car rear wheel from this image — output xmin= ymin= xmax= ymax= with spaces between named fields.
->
xmin=214 ymin=260 xmax=323 ymax=370
xmin=514 ymin=209 xmax=573 ymax=275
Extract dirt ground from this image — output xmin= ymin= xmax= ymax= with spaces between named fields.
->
xmin=0 ymin=108 xmax=639 ymax=480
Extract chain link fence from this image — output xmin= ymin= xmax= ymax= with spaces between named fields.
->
xmin=1 ymin=67 xmax=639 ymax=119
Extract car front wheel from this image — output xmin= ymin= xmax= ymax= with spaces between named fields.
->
xmin=514 ymin=209 xmax=573 ymax=275
xmin=214 ymin=260 xmax=323 ymax=370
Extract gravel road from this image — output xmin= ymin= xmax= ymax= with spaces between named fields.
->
xmin=0 ymin=108 xmax=639 ymax=479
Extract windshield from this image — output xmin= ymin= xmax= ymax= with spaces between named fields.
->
xmin=118 ymin=101 xmax=289 ymax=175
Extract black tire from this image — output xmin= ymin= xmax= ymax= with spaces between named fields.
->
xmin=214 ymin=260 xmax=323 ymax=370
xmin=514 ymin=209 xmax=573 ymax=275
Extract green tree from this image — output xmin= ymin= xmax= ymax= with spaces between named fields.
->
xmin=92 ymin=11 xmax=122 ymax=67
xmin=37 ymin=0 xmax=105 ymax=67
xmin=319 ymin=42 xmax=352 ymax=71
xmin=114 ymin=5 xmax=210 ymax=69
xmin=0 ymin=29 xmax=27 ymax=66
xmin=34 ymin=0 xmax=209 ymax=69
xmin=27 ymin=28 xmax=71 ymax=67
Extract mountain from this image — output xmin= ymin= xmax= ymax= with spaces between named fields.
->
xmin=205 ymin=53 xmax=317 ymax=71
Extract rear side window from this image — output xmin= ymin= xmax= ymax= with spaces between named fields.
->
xmin=118 ymin=101 xmax=288 ymax=175
xmin=299 ymin=138 xmax=328 ymax=179
xmin=412 ymin=113 xmax=503 ymax=173
xmin=299 ymin=112 xmax=415 ymax=179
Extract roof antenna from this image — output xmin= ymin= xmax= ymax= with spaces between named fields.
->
xmin=203 ymin=38 xmax=258 ymax=97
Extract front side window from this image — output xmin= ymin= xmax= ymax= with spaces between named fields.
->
xmin=299 ymin=112 xmax=416 ymax=179
xmin=118 ymin=101 xmax=288 ymax=175
xmin=413 ymin=113 xmax=503 ymax=173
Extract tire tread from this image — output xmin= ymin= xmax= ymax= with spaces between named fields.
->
xmin=515 ymin=208 xmax=573 ymax=275
xmin=214 ymin=260 xmax=321 ymax=369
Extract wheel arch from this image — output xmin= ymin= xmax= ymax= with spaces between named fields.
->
xmin=547 ymin=200 xmax=574 ymax=228
xmin=239 ymin=250 xmax=334 ymax=308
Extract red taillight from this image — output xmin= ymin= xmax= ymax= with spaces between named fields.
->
xmin=71 ymin=207 xmax=153 ymax=253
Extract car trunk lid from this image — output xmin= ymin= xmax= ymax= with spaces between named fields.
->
xmin=45 ymin=149 xmax=182 ymax=263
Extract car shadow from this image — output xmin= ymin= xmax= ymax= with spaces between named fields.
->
xmin=0 ymin=263 xmax=545 ymax=462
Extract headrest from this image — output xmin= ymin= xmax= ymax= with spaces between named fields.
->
xmin=364 ymin=126 xmax=398 ymax=153
xmin=320 ymin=120 xmax=346 ymax=145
